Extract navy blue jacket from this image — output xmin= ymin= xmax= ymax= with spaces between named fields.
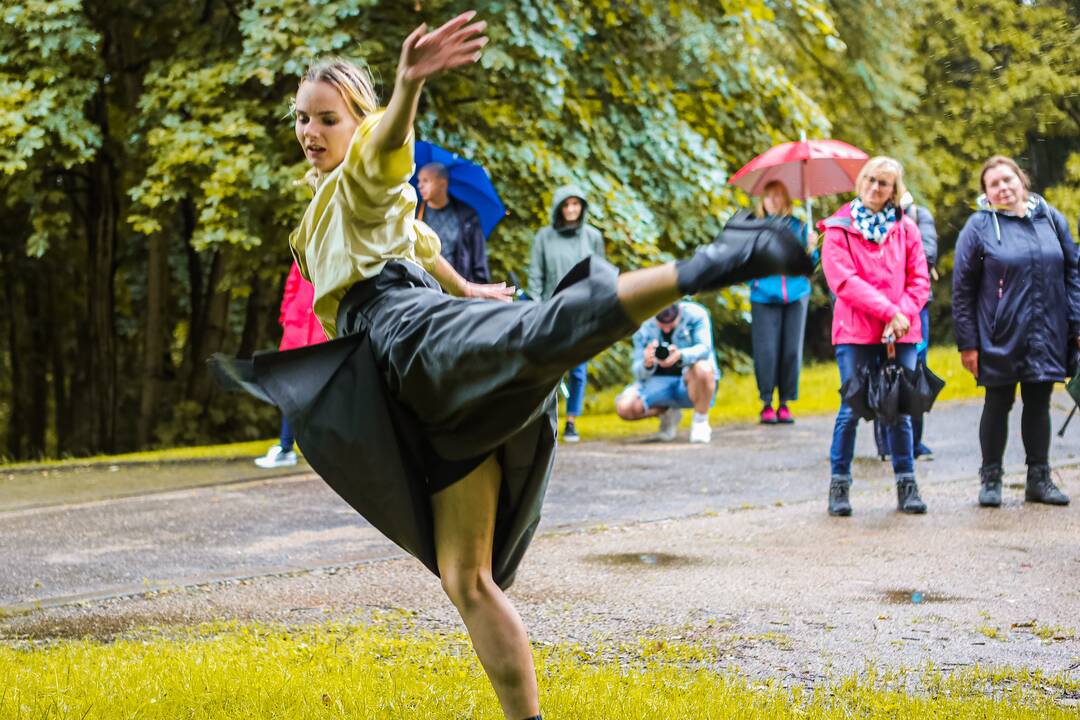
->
xmin=952 ymin=195 xmax=1080 ymax=385
xmin=420 ymin=197 xmax=490 ymax=284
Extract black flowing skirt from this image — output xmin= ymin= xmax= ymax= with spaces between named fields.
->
xmin=211 ymin=256 xmax=635 ymax=588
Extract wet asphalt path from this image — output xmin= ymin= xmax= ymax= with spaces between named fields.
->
xmin=4 ymin=394 xmax=1079 ymax=608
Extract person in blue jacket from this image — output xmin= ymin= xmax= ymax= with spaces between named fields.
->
xmin=749 ymin=180 xmax=818 ymax=424
xmin=952 ymin=155 xmax=1079 ymax=508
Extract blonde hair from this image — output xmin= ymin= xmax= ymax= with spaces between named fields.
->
xmin=754 ymin=180 xmax=793 ymax=218
xmin=295 ymin=57 xmax=379 ymax=188
xmin=855 ymin=156 xmax=907 ymax=209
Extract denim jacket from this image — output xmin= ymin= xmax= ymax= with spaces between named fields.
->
xmin=631 ymin=301 xmax=719 ymax=381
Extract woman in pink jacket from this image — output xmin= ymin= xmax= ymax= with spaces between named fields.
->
xmin=255 ymin=262 xmax=328 ymax=468
xmin=821 ymin=157 xmax=931 ymax=516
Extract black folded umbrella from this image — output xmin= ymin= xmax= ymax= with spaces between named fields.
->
xmin=840 ymin=344 xmax=945 ymax=424
xmin=870 ymin=359 xmax=904 ymax=426
xmin=900 ymin=362 xmax=946 ymax=416
xmin=840 ymin=364 xmax=876 ymax=421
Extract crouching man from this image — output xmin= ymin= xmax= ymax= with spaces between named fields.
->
xmin=615 ymin=302 xmax=718 ymax=443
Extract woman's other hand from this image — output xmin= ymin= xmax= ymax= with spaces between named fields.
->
xmin=961 ymin=349 xmax=979 ymax=378
xmin=464 ymin=281 xmax=514 ymax=303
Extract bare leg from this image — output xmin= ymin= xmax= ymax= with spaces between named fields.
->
xmin=616 ymin=263 xmax=681 ymax=324
xmin=685 ymin=362 xmax=716 ymax=414
xmin=615 ymin=390 xmax=663 ymax=421
xmin=432 ymin=454 xmax=539 ymax=719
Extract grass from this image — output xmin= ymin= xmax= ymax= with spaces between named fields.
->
xmin=2 ymin=620 xmax=1077 ymax=719
xmin=0 ymin=345 xmax=979 ymax=469
xmin=571 ymin=345 xmax=981 ymax=441
xmin=0 ymin=439 xmax=280 ymax=471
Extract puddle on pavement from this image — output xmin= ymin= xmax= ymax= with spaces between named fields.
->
xmin=587 ymin=552 xmax=701 ymax=568
xmin=881 ymin=589 xmax=962 ymax=605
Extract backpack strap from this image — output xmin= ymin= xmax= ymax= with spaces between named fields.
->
xmin=822 ymin=217 xmax=852 ymax=230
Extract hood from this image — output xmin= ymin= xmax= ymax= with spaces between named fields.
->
xmin=975 ymin=192 xmax=1045 ymax=242
xmin=550 ymin=184 xmax=590 ymax=231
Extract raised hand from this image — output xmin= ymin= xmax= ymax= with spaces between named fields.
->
xmin=399 ymin=11 xmax=488 ymax=84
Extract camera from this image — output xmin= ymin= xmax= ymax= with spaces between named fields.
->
xmin=654 ymin=343 xmax=671 ymax=361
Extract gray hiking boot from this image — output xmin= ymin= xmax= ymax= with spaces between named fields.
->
xmin=978 ymin=464 xmax=1003 ymax=507
xmin=828 ymin=474 xmax=852 ymax=517
xmin=1025 ymin=464 xmax=1070 ymax=506
xmin=896 ymin=473 xmax=927 ymax=514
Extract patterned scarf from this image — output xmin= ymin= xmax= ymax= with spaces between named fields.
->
xmin=850 ymin=197 xmax=897 ymax=245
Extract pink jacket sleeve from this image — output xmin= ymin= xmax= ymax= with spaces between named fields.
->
xmin=822 ymin=229 xmax=900 ymax=322
xmin=279 ymin=263 xmax=302 ymax=328
xmin=897 ymin=221 xmax=930 ymax=321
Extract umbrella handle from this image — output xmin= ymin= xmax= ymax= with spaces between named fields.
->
xmin=886 ymin=340 xmax=896 ymax=361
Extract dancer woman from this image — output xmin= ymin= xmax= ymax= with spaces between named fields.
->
xmin=214 ymin=12 xmax=810 ymax=719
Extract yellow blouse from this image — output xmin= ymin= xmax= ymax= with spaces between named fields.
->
xmin=290 ymin=110 xmax=441 ymax=338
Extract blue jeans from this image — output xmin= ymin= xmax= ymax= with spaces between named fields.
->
xmin=280 ymin=416 xmax=294 ymax=453
xmin=565 ymin=362 xmax=588 ymax=417
xmin=832 ymin=343 xmax=917 ymax=476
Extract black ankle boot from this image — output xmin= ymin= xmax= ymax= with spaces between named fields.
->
xmin=676 ymin=212 xmax=813 ymax=295
xmin=828 ymin=474 xmax=852 ymax=516
xmin=896 ymin=473 xmax=927 ymax=514
xmin=1025 ymin=464 xmax=1070 ymax=505
xmin=978 ymin=464 xmax=1003 ymax=507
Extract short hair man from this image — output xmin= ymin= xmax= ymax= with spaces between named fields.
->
xmin=615 ymin=301 xmax=718 ymax=443
xmin=417 ymin=162 xmax=490 ymax=283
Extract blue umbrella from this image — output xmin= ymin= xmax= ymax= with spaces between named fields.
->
xmin=410 ymin=140 xmax=507 ymax=239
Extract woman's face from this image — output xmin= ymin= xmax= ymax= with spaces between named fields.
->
xmin=858 ymin=171 xmax=895 ymax=213
xmin=294 ymin=80 xmax=359 ymax=174
xmin=560 ymin=197 xmax=583 ymax=224
xmin=984 ymin=164 xmax=1027 ymax=210
xmin=763 ymin=186 xmax=787 ymax=216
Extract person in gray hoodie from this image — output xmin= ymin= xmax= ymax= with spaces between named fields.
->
xmin=528 ymin=185 xmax=606 ymax=442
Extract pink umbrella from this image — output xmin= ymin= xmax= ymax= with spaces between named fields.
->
xmin=729 ymin=137 xmax=869 ymax=227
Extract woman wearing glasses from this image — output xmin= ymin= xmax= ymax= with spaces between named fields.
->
xmin=820 ymin=157 xmax=930 ymax=517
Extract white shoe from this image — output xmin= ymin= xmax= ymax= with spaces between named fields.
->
xmin=255 ymin=445 xmax=298 ymax=468
xmin=656 ymin=408 xmax=682 ymax=442
xmin=689 ymin=419 xmax=712 ymax=444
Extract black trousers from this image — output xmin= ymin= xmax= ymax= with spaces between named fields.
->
xmin=979 ymin=381 xmax=1054 ymax=467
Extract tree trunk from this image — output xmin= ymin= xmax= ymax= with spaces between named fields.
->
xmin=237 ymin=272 xmax=269 ymax=359
xmin=3 ymin=254 xmax=23 ymax=460
xmin=25 ymin=264 xmax=49 ymax=458
xmin=137 ymin=232 xmax=169 ymax=447
xmin=188 ymin=251 xmax=231 ymax=406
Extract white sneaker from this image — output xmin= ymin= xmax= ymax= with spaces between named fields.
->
xmin=689 ymin=419 xmax=712 ymax=444
xmin=656 ymin=408 xmax=682 ymax=442
xmin=254 ymin=445 xmax=298 ymax=468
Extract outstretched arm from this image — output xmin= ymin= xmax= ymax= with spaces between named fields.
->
xmin=368 ymin=11 xmax=488 ymax=156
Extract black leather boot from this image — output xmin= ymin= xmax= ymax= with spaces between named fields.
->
xmin=828 ymin=474 xmax=852 ymax=516
xmin=1025 ymin=464 xmax=1070 ymax=505
xmin=978 ymin=463 xmax=1003 ymax=507
xmin=676 ymin=212 xmax=814 ymax=295
xmin=896 ymin=473 xmax=927 ymax=514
